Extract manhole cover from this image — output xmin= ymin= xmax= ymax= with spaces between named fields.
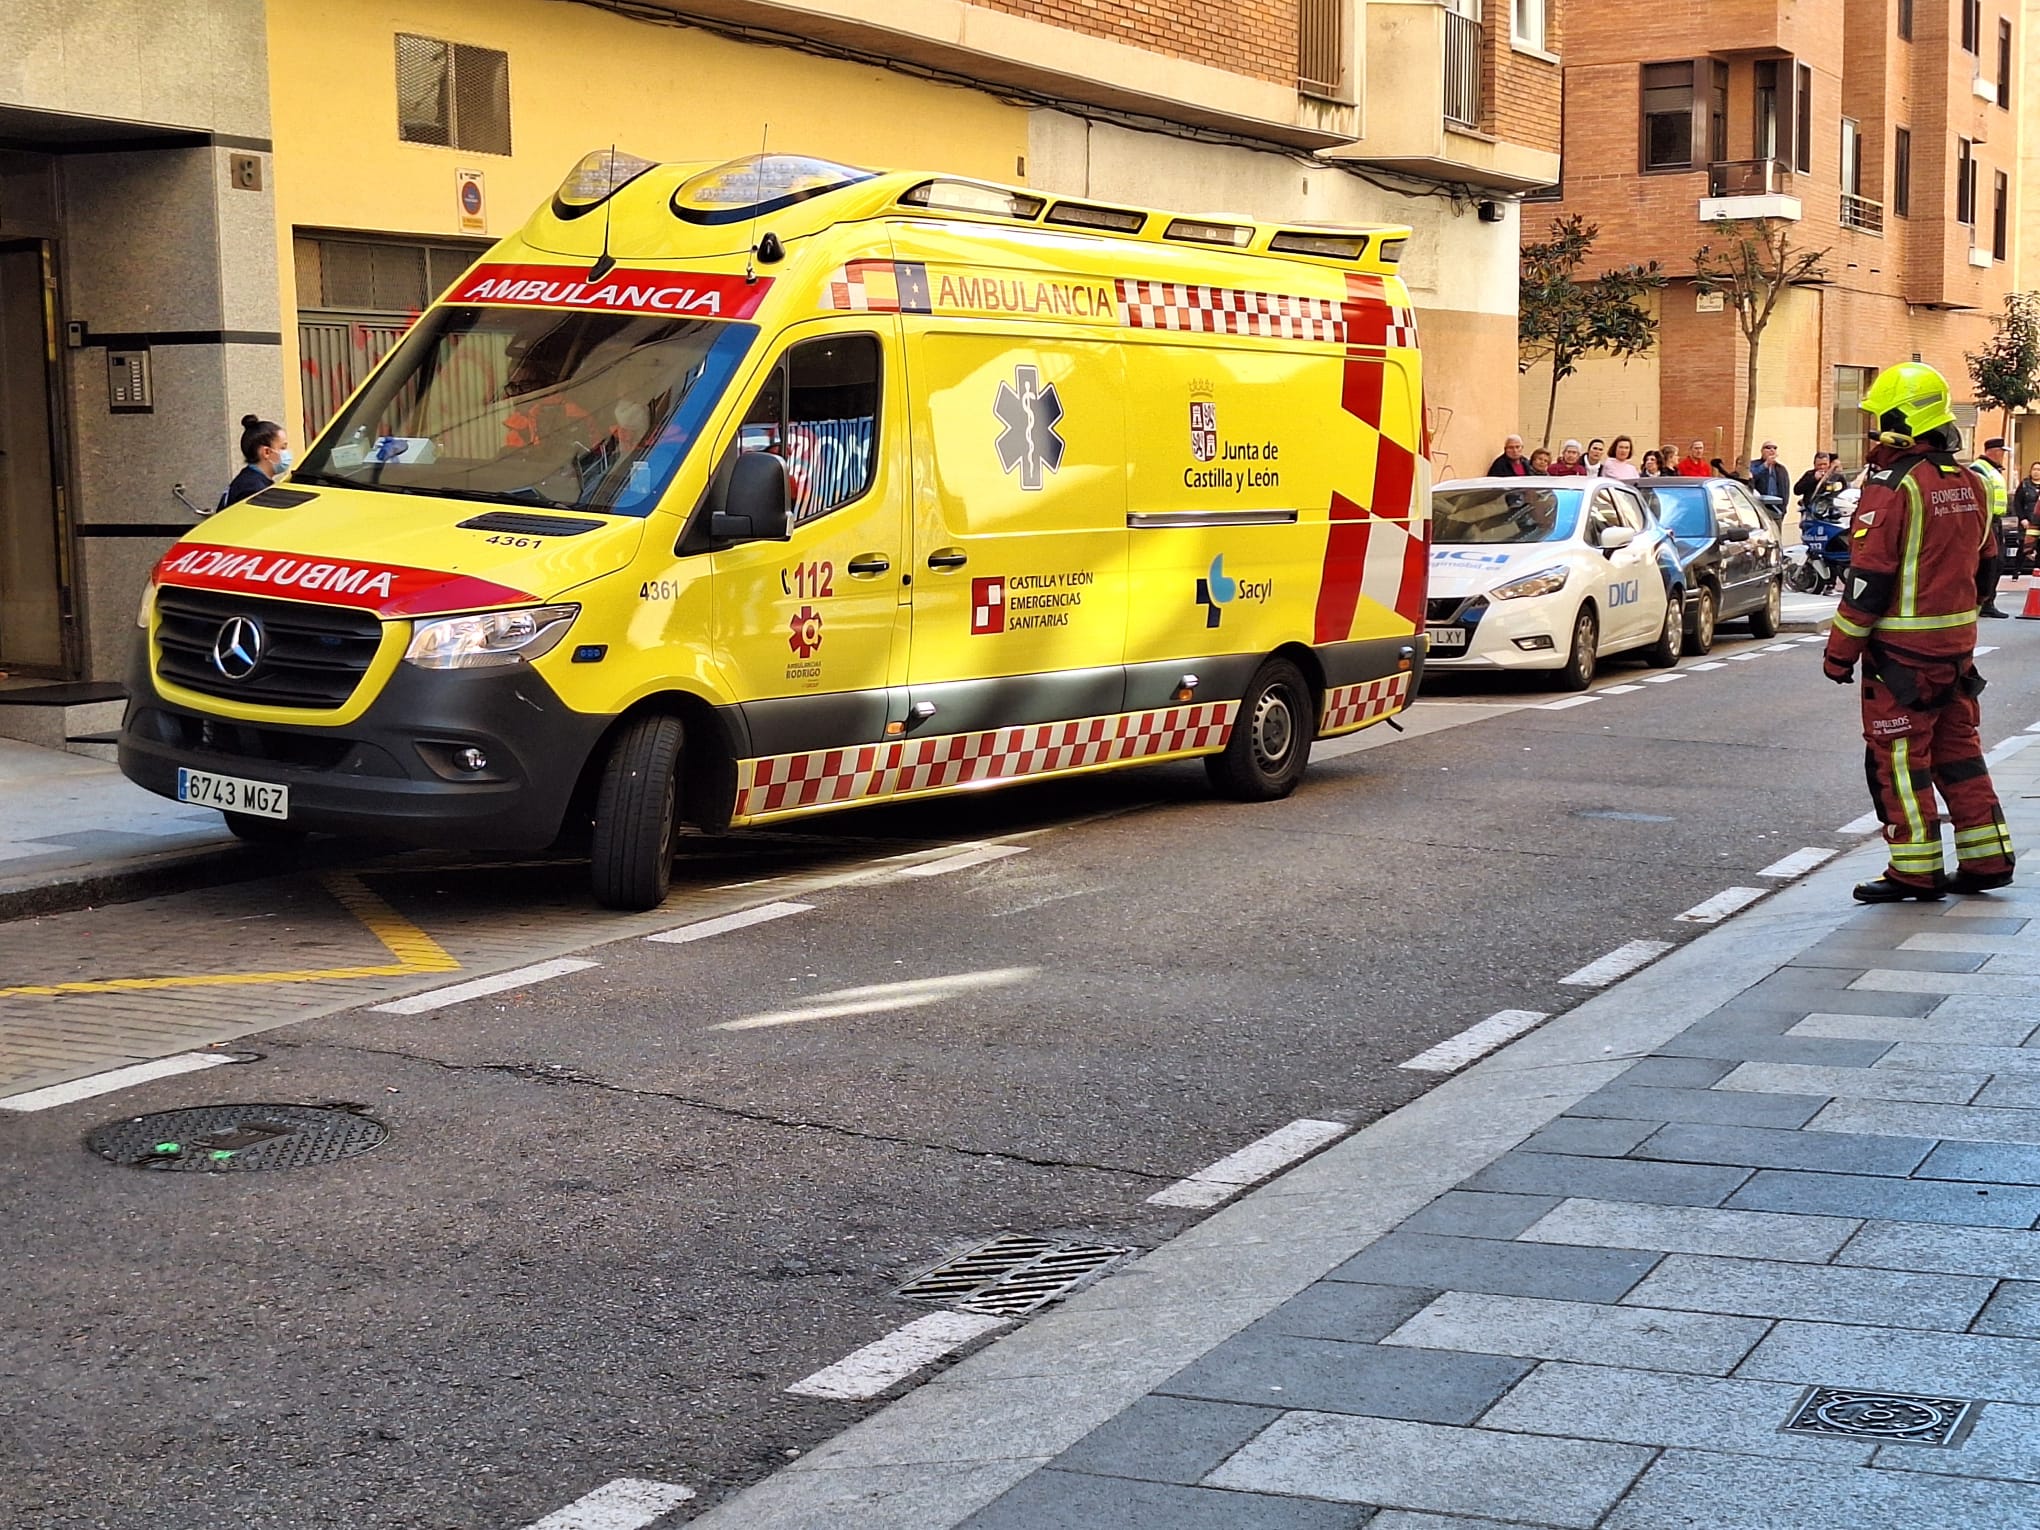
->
xmin=896 ymin=1234 xmax=1131 ymax=1317
xmin=1781 ymin=1387 xmax=1980 ymax=1447
xmin=85 ymin=1103 xmax=388 ymax=1172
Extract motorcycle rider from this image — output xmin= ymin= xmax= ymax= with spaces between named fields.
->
xmin=1823 ymin=363 xmax=2016 ymax=903
xmin=1973 ymin=435 xmax=2011 ymax=617
xmin=1794 ymin=451 xmax=1849 ymax=513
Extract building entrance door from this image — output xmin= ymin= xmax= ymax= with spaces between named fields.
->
xmin=0 ymin=239 xmax=69 ymax=675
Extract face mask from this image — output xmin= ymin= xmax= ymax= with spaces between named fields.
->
xmin=274 ymin=449 xmax=294 ymax=472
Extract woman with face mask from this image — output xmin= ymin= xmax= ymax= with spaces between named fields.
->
xmin=220 ymin=414 xmax=291 ymax=509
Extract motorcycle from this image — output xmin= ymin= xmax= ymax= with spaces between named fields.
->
xmin=1786 ymin=489 xmax=1854 ymax=594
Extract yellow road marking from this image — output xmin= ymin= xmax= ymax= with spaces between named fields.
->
xmin=0 ymin=873 xmax=460 ymax=998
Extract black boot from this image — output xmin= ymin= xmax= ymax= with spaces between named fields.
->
xmin=1950 ymin=867 xmax=2015 ymax=894
xmin=1853 ymin=876 xmax=1947 ymax=903
xmin=1981 ymin=605 xmax=2009 ymax=618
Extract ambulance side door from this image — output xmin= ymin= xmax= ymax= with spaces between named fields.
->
xmin=705 ymin=324 xmax=910 ymax=755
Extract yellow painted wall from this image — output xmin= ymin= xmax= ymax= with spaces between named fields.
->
xmin=265 ymin=0 xmax=1026 ymax=439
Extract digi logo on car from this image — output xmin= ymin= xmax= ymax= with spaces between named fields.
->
xmin=1608 ymin=580 xmax=1640 ymax=607
xmin=971 ymin=577 xmax=1006 ymax=634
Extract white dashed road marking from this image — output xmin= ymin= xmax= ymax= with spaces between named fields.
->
xmin=520 ymin=1478 xmax=695 ymax=1530
xmin=1675 ymin=887 xmax=1768 ymax=924
xmin=0 ymin=1052 xmax=236 ymax=1113
xmin=1762 ymin=643 xmax=1798 ymax=653
xmin=1759 ymin=847 xmax=1838 ymax=879
xmin=1559 ymin=940 xmax=1674 ymax=988
xmin=1640 ymin=674 xmax=1685 ymax=683
xmin=895 ymin=844 xmax=1028 ymax=878
xmin=1539 ymin=696 xmax=1597 ymax=711
xmin=1398 ymin=1010 xmax=1552 ymax=1075
xmin=1146 ymin=1118 xmax=1351 ymax=1207
xmin=1839 ymin=812 xmax=1882 ymax=835
xmin=786 ymin=1312 xmax=1010 ymax=1400
xmin=370 ymin=958 xmax=598 ymax=1015
xmin=1599 ymin=684 xmax=1644 ymax=695
xmin=646 ymin=901 xmax=813 ymax=944
xmin=1688 ymin=661 xmax=1727 ymax=672
xmin=1975 ymin=645 xmax=2000 ymax=655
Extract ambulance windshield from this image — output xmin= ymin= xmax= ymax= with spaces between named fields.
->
xmin=1431 ymin=487 xmax=1580 ymax=544
xmin=296 ymin=306 xmax=756 ymax=515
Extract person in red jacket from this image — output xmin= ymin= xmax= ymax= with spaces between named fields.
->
xmin=1822 ymin=362 xmax=2016 ymax=902
xmin=1677 ymin=439 xmax=1712 ymax=477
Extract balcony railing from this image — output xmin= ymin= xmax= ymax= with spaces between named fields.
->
xmin=1708 ymin=158 xmax=1792 ymax=197
xmin=1840 ymin=192 xmax=1884 ymax=234
xmin=1443 ymin=10 xmax=1483 ymax=129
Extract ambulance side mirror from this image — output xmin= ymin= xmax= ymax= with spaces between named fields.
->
xmin=712 ymin=451 xmax=792 ymax=543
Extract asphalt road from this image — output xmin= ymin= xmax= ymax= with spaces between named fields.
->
xmin=5 ymin=616 xmax=2040 ymax=1530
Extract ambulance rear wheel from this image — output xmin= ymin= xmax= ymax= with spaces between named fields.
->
xmin=591 ymin=713 xmax=682 ymax=911
xmin=1206 ymin=659 xmax=1313 ymax=802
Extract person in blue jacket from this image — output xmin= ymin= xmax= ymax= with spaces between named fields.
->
xmin=220 ymin=413 xmax=290 ymax=508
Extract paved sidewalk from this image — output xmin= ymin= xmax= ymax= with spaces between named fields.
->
xmin=693 ymin=729 xmax=2040 ymax=1530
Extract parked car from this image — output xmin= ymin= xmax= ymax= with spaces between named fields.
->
xmin=1427 ymin=478 xmax=1683 ymax=691
xmin=1631 ymin=476 xmax=1785 ymax=654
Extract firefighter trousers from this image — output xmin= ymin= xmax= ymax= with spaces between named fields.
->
xmin=1861 ymin=677 xmax=2016 ymax=888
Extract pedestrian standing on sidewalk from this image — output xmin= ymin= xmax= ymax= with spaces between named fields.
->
xmin=1677 ymin=439 xmax=1711 ymax=476
xmin=1822 ymin=362 xmax=2016 ymax=902
xmin=1973 ymin=436 xmax=2011 ymax=617
xmin=1528 ymin=447 xmax=1553 ymax=473
xmin=1584 ymin=438 xmax=1608 ymax=473
xmin=1599 ymin=435 xmax=1640 ymax=480
xmin=1549 ymin=439 xmax=1590 ymax=476
xmin=1748 ymin=439 xmax=1790 ymax=516
xmin=1487 ymin=434 xmax=1533 ymax=476
xmin=220 ymin=414 xmax=290 ymax=509
xmin=1639 ymin=448 xmax=1666 ymax=476
xmin=2012 ymin=461 xmax=2040 ymax=579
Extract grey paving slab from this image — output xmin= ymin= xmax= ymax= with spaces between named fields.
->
xmin=1792 ymin=1012 xmax=2038 ymax=1047
xmin=1974 ymin=1075 xmax=2040 ymax=1108
xmin=1916 ymin=1140 xmax=2040 ymax=1186
xmin=1897 ymin=914 xmax=2030 ymax=934
xmin=1677 ymin=1007 xmax=1814 ymax=1038
xmin=1840 ymin=1219 xmax=2040 ymax=1279
xmin=1480 ymin=1362 xmax=1875 ymax=1463
xmin=1738 ymin=972 xmax=1940 ymax=1014
xmin=1974 ymin=1281 xmax=2040 ymax=1339
xmin=1808 ymin=1096 xmax=2040 ymax=1146
xmin=1873 ymin=1399 xmax=2040 ymax=1483
xmin=1613 ymin=1056 xmax=1736 ymax=1088
xmin=1205 ymin=1412 xmax=1654 ymax=1528
xmin=1983 ymin=951 xmax=2040 ymax=975
xmin=1623 ymin=1252 xmax=1993 ymax=1329
xmin=1250 ymin=1283 xmax=1437 ymax=1345
xmin=1632 ymin=1121 xmax=1934 ymax=1176
xmin=1156 ymin=1331 xmax=1529 ymax=1424
xmin=1368 ymin=1517 xmax=1566 ymax=1530
xmin=1901 ymin=930 xmax=2037 ymax=955
xmin=1565 ymin=1084 xmax=1827 ymax=1129
xmin=1606 ymin=1448 xmax=2040 ymax=1530
xmin=961 ymin=1468 xmax=1370 ymax=1530
xmin=1381 ymin=1292 xmax=1768 ymax=1375
xmin=1790 ymin=946 xmax=1990 ymax=972
xmin=1881 ymin=1041 xmax=2040 ymax=1072
xmin=1931 ymin=994 xmax=2040 ymax=1025
xmin=1400 ymin=1191 xmax=1566 ymax=1239
xmin=1727 ymin=1168 xmax=2040 ymax=1227
xmin=1652 ymin=1032 xmax=1901 ymax=1066
xmin=1462 ymin=1151 xmax=1751 ymax=1208
xmin=1518 ymin=1198 xmax=1861 ymax=1262
xmin=1854 ymin=967 xmax=2032 ymax=997
xmin=1736 ymin=1320 xmax=2040 ymax=1404
xmin=1716 ymin=1059 xmax=1987 ymax=1103
xmin=1516 ymin=1118 xmax=1658 ymax=1159
xmin=1051 ymin=1397 xmax=1283 ymax=1487
xmin=1328 ymin=1232 xmax=1662 ymax=1303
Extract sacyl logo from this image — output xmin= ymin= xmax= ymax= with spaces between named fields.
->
xmin=1195 ymin=555 xmax=1270 ymax=628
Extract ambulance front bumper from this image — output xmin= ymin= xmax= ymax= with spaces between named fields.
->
xmin=118 ymin=647 xmax=610 ymax=850
xmin=1424 ymin=591 xmax=1573 ymax=671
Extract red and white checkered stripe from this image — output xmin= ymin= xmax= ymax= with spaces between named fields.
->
xmin=826 ymin=259 xmax=899 ymax=313
xmin=733 ymin=701 xmax=1239 ymax=820
xmin=1115 ymin=280 xmax=1347 ymax=343
xmin=1319 ymin=674 xmax=1411 ymax=734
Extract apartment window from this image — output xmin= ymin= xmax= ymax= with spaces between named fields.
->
xmin=1994 ymin=170 xmax=2010 ymax=259
xmin=1897 ymin=0 xmax=1912 ymax=40
xmin=1840 ymin=118 xmax=1862 ymax=195
xmin=1834 ymin=365 xmax=1877 ymax=474
xmin=1642 ymin=62 xmax=1695 ymax=169
xmin=1709 ymin=62 xmax=1729 ymax=164
xmin=1754 ymin=60 xmax=1780 ymax=160
xmin=1962 ymin=0 xmax=1981 ymax=53
xmin=1998 ymin=19 xmax=2013 ymax=107
xmin=1795 ymin=62 xmax=1813 ymax=173
xmin=1957 ymin=138 xmax=1976 ymax=224
xmin=1893 ymin=127 xmax=1911 ymax=216
xmin=395 ymin=33 xmax=512 ymax=154
xmin=1513 ymin=0 xmax=1547 ymax=50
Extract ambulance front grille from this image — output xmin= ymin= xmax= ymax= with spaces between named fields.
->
xmin=155 ymin=588 xmax=383 ymax=709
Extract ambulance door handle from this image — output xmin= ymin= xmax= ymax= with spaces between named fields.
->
xmin=926 ymin=548 xmax=968 ymax=571
xmin=846 ymin=554 xmax=891 ymax=577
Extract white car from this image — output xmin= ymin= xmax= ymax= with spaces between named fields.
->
xmin=1426 ymin=477 xmax=1685 ymax=690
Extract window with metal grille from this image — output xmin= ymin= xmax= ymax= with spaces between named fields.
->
xmin=1297 ymin=0 xmax=1349 ymax=100
xmin=1893 ymin=127 xmax=1910 ymax=216
xmin=395 ymin=34 xmax=511 ymax=155
xmin=1641 ymin=62 xmax=1694 ymax=170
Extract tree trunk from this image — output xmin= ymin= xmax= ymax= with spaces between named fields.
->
xmin=1740 ymin=322 xmax=1763 ymax=475
xmin=1544 ymin=361 xmax=1562 ymax=448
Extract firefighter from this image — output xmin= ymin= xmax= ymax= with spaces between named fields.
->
xmin=1973 ymin=434 xmax=2011 ymax=618
xmin=1822 ymin=363 xmax=2017 ymax=903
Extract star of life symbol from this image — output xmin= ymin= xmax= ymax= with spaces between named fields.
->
xmin=993 ymin=364 xmax=1065 ymax=492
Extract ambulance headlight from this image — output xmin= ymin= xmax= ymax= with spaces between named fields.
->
xmin=1489 ymin=566 xmax=1570 ymax=601
xmin=136 ymin=582 xmax=157 ymax=628
xmin=405 ymin=605 xmax=578 ymax=669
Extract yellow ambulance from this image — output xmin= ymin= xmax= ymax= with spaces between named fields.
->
xmin=120 ymin=153 xmax=1428 ymax=908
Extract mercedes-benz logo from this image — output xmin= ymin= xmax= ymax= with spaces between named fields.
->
xmin=211 ymin=615 xmax=264 ymax=680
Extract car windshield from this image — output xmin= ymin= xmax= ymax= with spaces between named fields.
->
xmin=1636 ymin=485 xmax=1712 ymax=537
xmin=296 ymin=306 xmax=756 ymax=515
xmin=1431 ymin=487 xmax=1579 ymax=543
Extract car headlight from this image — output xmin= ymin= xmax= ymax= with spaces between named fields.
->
xmin=404 ymin=605 xmax=578 ymax=669
xmin=1488 ymin=566 xmax=1569 ymax=601
xmin=136 ymin=582 xmax=157 ymax=629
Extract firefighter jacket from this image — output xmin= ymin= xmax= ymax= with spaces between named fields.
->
xmin=1825 ymin=444 xmax=1994 ymax=674
xmin=1974 ymin=457 xmax=2009 ymax=523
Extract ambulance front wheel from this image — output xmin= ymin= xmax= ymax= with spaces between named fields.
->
xmin=1206 ymin=659 xmax=1314 ymax=802
xmin=591 ymin=713 xmax=683 ymax=911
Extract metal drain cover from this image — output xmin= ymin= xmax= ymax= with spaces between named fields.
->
xmin=86 ymin=1103 xmax=388 ymax=1173
xmin=897 ymin=1233 xmax=1132 ymax=1317
xmin=1781 ymin=1387 xmax=1980 ymax=1447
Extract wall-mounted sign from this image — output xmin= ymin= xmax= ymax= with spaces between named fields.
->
xmin=456 ymin=169 xmax=486 ymax=234
xmin=1696 ymin=290 xmax=1725 ymax=314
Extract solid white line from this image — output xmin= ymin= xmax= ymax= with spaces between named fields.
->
xmin=1559 ymin=939 xmax=1674 ymax=988
xmin=0 ymin=1052 xmax=233 ymax=1113
xmin=1838 ymin=812 xmax=1882 ymax=835
xmin=1539 ymin=696 xmax=1597 ymax=710
xmin=1398 ymin=1010 xmax=1551 ymax=1075
xmin=895 ymin=844 xmax=1027 ymax=878
xmin=521 ymin=1478 xmax=696 ymax=1530
xmin=371 ymin=958 xmax=597 ymax=1015
xmin=1759 ymin=846 xmax=1838 ymax=879
xmin=786 ymin=1312 xmax=1010 ymax=1400
xmin=1675 ymin=887 xmax=1768 ymax=924
xmin=1598 ymin=684 xmax=1643 ymax=695
xmin=1146 ymin=1118 xmax=1350 ymax=1207
xmin=1687 ymin=661 xmax=1727 ymax=671
xmin=646 ymin=901 xmax=813 ymax=945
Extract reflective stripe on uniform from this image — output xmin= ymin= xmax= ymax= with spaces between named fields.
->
xmin=1833 ymin=612 xmax=1874 ymax=638
xmin=1889 ymin=736 xmax=1930 ymax=845
xmin=1874 ymin=610 xmax=1979 ymax=632
xmin=1899 ymin=475 xmax=1925 ymax=617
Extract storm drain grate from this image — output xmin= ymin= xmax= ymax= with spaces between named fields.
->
xmin=85 ymin=1104 xmax=389 ymax=1172
xmin=1781 ymin=1387 xmax=1981 ymax=1448
xmin=896 ymin=1234 xmax=1133 ymax=1317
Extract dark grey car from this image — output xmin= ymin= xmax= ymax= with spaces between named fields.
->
xmin=1633 ymin=477 xmax=1786 ymax=653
